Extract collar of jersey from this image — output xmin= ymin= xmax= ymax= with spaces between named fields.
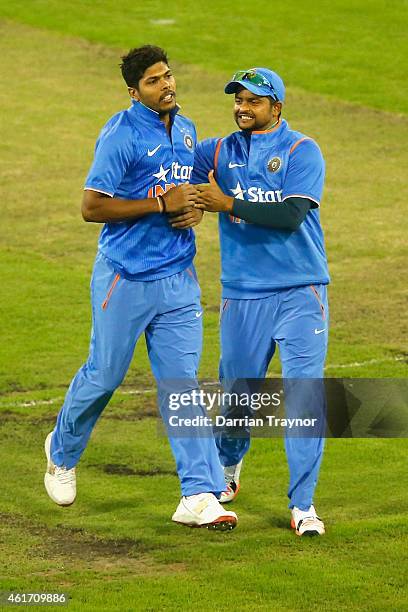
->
xmin=250 ymin=118 xmax=286 ymax=137
xmin=129 ymin=99 xmax=180 ymax=126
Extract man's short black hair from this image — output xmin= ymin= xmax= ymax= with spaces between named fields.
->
xmin=121 ymin=45 xmax=169 ymax=88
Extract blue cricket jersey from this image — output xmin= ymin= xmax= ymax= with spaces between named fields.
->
xmin=192 ymin=119 xmax=330 ymax=298
xmin=85 ymin=100 xmax=197 ymax=280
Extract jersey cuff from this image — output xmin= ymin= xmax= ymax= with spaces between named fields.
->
xmin=84 ymin=186 xmax=114 ymax=197
xmin=283 ymin=194 xmax=320 ymax=208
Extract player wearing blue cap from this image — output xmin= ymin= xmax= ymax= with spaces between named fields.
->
xmin=193 ymin=68 xmax=329 ymax=536
xmin=43 ymin=45 xmax=237 ymax=531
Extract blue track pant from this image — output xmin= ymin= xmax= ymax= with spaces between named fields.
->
xmin=217 ymin=285 xmax=329 ymax=510
xmin=51 ymin=253 xmax=226 ymax=497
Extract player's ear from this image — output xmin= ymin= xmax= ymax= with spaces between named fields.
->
xmin=272 ymin=101 xmax=282 ymax=118
xmin=128 ymin=87 xmax=140 ymax=101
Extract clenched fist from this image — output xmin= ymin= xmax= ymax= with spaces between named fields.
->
xmin=162 ymin=183 xmax=198 ymax=213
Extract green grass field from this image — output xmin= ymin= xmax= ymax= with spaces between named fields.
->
xmin=0 ymin=2 xmax=407 ymax=610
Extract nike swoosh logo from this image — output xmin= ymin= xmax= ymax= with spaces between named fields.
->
xmin=228 ymin=162 xmax=246 ymax=169
xmin=314 ymin=328 xmax=326 ymax=335
xmin=195 ymin=311 xmax=203 ymax=318
xmin=147 ymin=145 xmax=161 ymax=157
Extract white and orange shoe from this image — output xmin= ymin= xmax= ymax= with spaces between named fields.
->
xmin=172 ymin=493 xmax=237 ymax=531
xmin=291 ymin=505 xmax=325 ymax=536
xmin=220 ymin=460 xmax=242 ymax=504
xmin=44 ymin=432 xmax=76 ymax=506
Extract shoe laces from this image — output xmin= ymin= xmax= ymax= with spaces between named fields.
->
xmin=224 ymin=466 xmax=236 ymax=483
xmin=55 ymin=465 xmax=75 ymax=485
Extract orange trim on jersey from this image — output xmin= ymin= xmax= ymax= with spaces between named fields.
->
xmin=186 ymin=267 xmax=198 ymax=282
xmin=310 ymin=285 xmax=326 ymax=321
xmin=213 ymin=138 xmax=223 ymax=176
xmin=219 ymin=299 xmax=230 ymax=323
xmin=252 ymin=119 xmax=282 ymax=135
xmin=289 ymin=137 xmax=311 ymax=155
xmin=102 ymin=273 xmax=120 ymax=310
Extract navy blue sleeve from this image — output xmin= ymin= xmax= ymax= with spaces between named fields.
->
xmin=232 ymin=197 xmax=311 ymax=230
xmin=282 ymin=139 xmax=325 ymax=207
xmin=191 ymin=137 xmax=220 ymax=184
xmin=84 ymin=120 xmax=134 ymax=197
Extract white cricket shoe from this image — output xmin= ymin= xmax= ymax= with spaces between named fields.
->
xmin=44 ymin=432 xmax=76 ymax=506
xmin=220 ymin=460 xmax=242 ymax=503
xmin=291 ymin=505 xmax=325 ymax=536
xmin=172 ymin=492 xmax=237 ymax=531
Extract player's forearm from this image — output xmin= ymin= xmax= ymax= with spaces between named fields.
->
xmin=231 ymin=197 xmax=312 ymax=230
xmin=82 ymin=190 xmax=161 ymax=223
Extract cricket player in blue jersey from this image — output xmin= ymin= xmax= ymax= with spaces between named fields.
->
xmin=43 ymin=45 xmax=237 ymax=531
xmin=193 ymin=68 xmax=329 ymax=536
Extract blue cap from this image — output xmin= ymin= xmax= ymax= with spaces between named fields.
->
xmin=225 ymin=67 xmax=285 ymax=102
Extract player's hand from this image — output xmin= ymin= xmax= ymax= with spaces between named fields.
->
xmin=195 ymin=171 xmax=234 ymax=213
xmin=168 ymin=206 xmax=204 ymax=229
xmin=162 ymin=183 xmax=198 ymax=213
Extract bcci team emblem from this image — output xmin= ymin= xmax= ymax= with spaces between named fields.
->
xmin=184 ymin=134 xmax=194 ymax=151
xmin=267 ymin=157 xmax=282 ymax=173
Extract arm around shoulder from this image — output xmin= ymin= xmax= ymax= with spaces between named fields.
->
xmin=191 ymin=138 xmax=220 ymax=184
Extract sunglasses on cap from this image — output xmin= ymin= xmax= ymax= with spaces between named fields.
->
xmin=232 ymin=69 xmax=279 ymax=101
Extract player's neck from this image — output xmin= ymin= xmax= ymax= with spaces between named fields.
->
xmin=243 ymin=118 xmax=280 ymax=136
xmin=160 ymin=112 xmax=172 ymax=133
xmin=257 ymin=118 xmax=280 ymax=132
xmin=267 ymin=119 xmax=280 ymax=130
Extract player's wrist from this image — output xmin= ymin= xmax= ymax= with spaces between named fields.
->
xmin=155 ymin=195 xmax=167 ymax=214
xmin=223 ymin=196 xmax=234 ymax=213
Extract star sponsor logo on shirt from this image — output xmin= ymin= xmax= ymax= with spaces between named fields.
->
xmin=152 ymin=162 xmax=192 ymax=183
xmin=147 ymin=161 xmax=193 ymax=198
xmin=230 ymin=181 xmax=246 ymax=199
xmin=152 ymin=165 xmax=170 ymax=182
xmin=230 ymin=181 xmax=282 ymax=203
